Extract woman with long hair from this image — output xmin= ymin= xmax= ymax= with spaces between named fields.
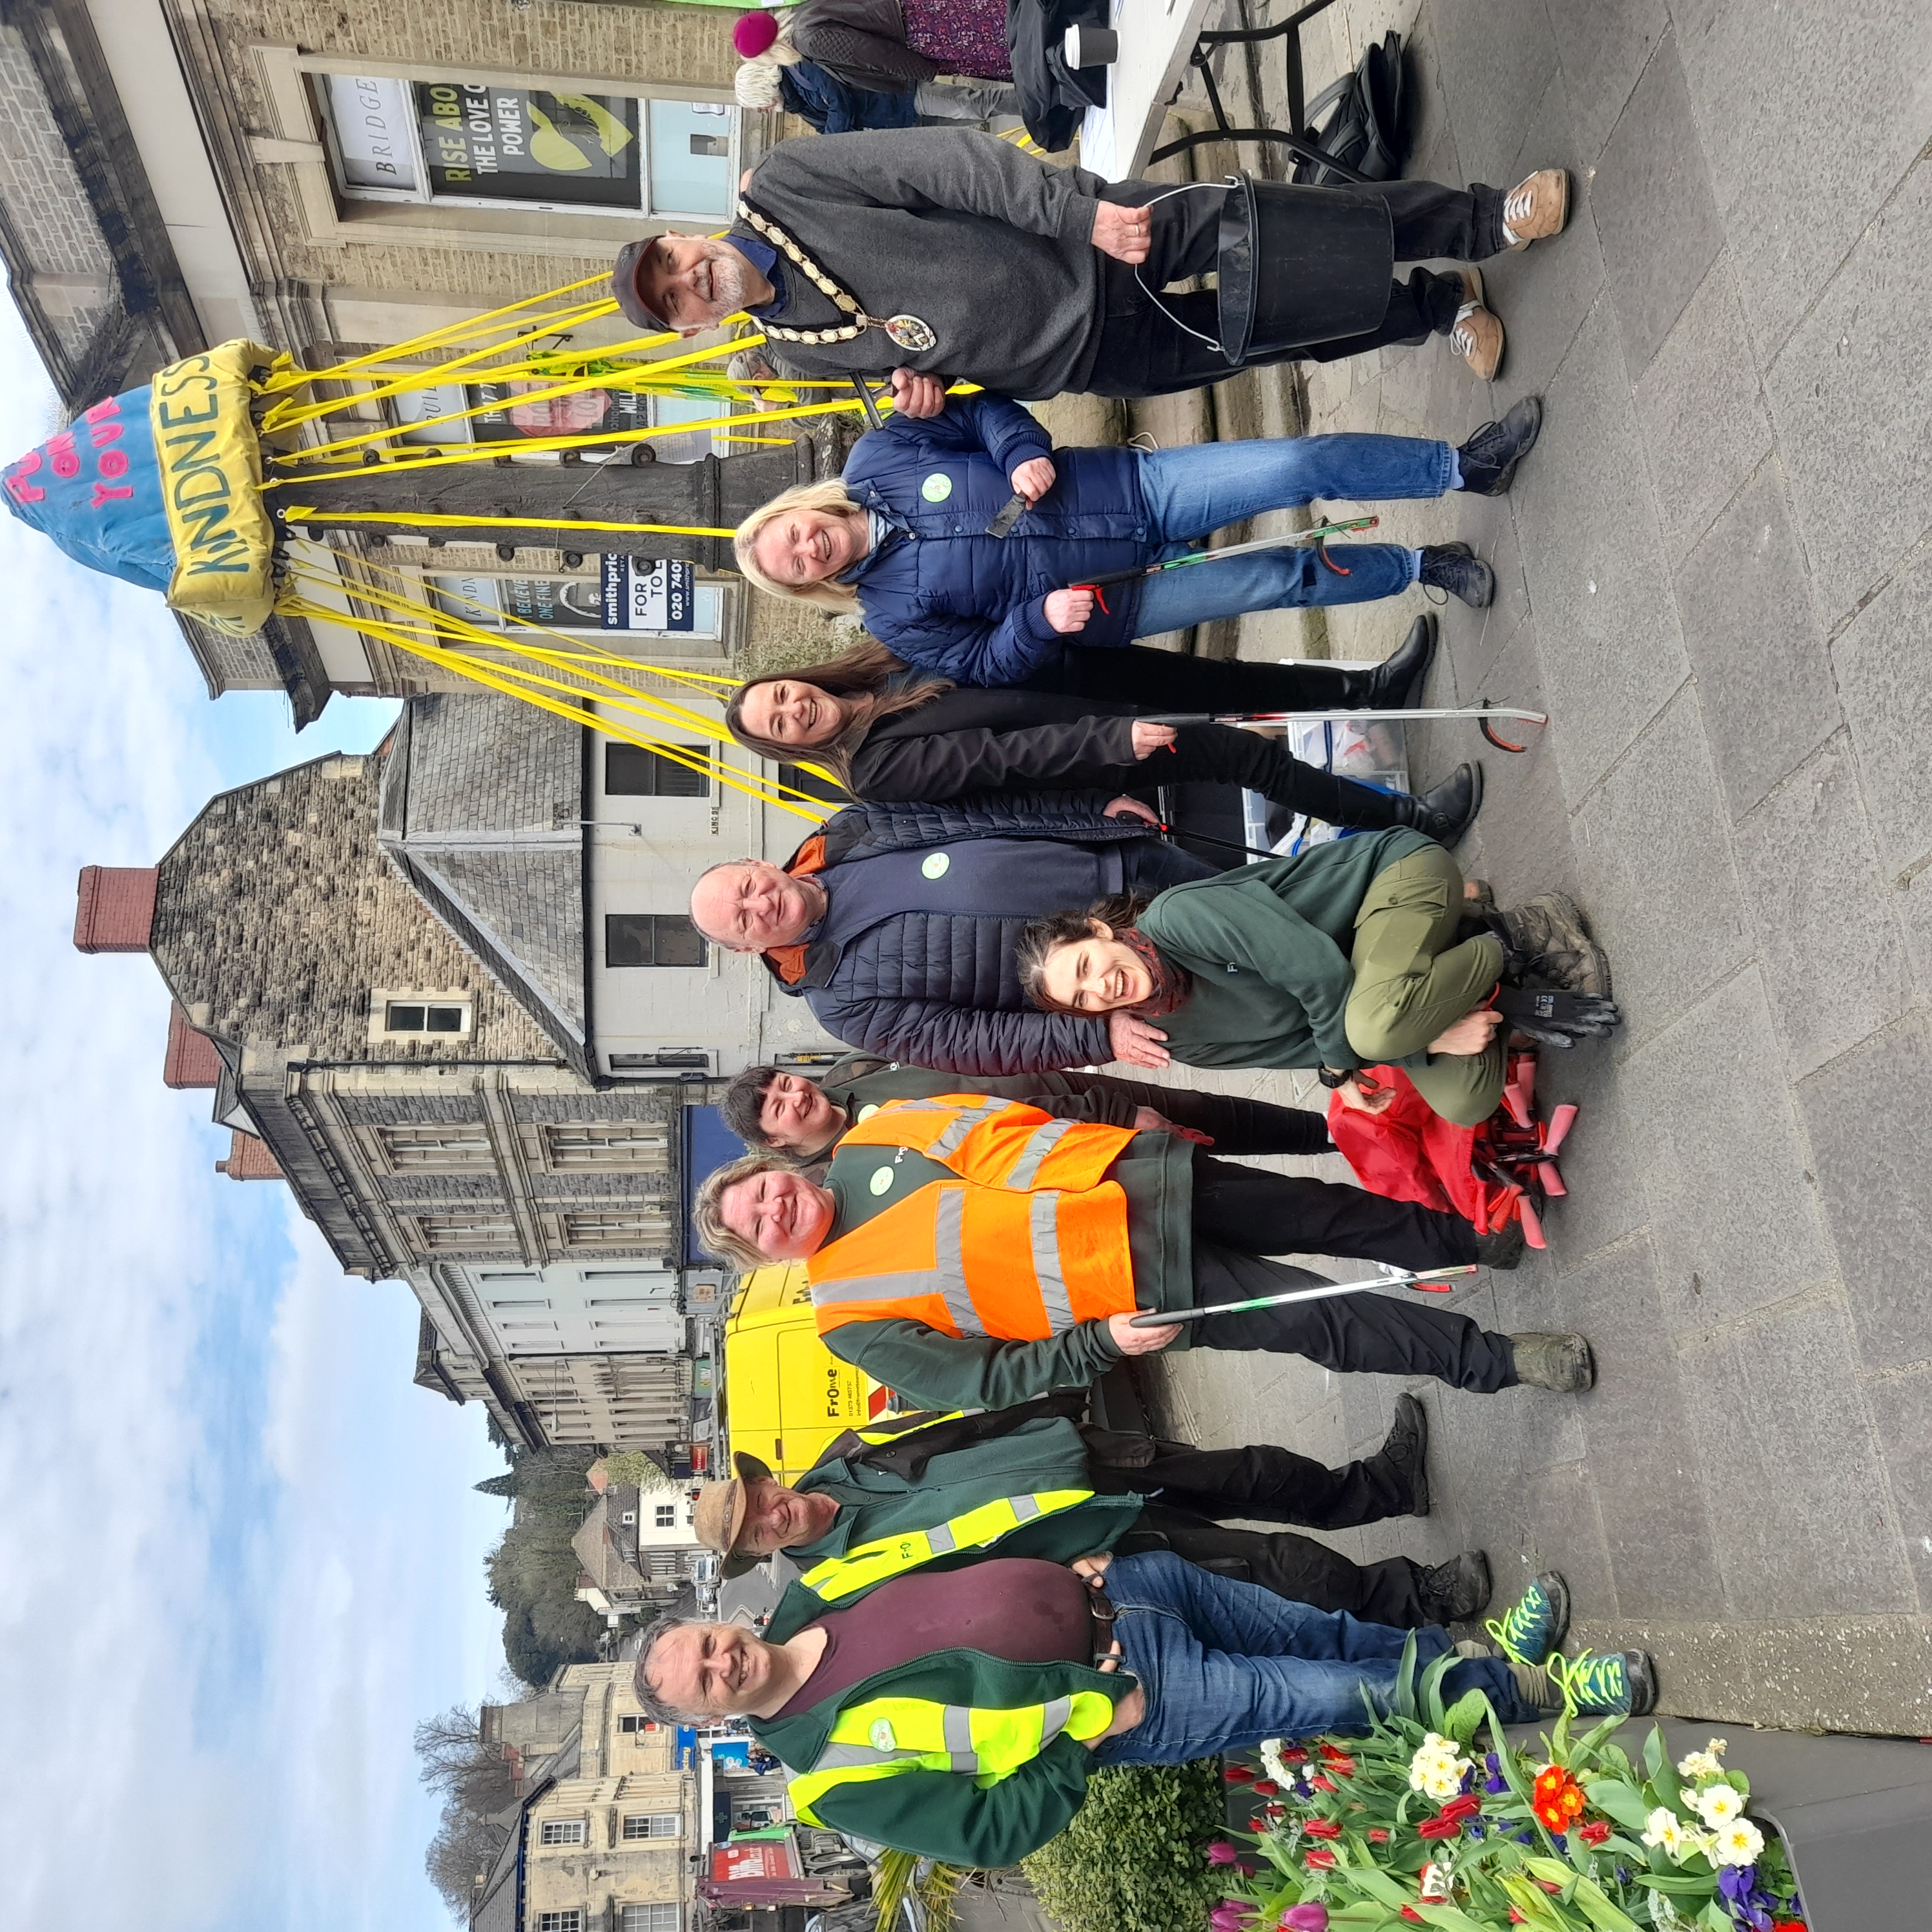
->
xmin=1012 ymin=836 xmax=1618 ymax=1120
xmin=722 ymin=630 xmax=1483 ymax=845
xmin=730 ymin=392 xmax=1537 ymax=706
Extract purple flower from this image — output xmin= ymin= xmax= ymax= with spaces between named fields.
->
xmin=1716 ymin=1865 xmax=1774 ymax=1932
xmin=1484 ymin=1752 xmax=1508 ymax=1796
xmin=1209 ymin=1906 xmax=1254 ymax=1932
xmin=1467 ymin=1820 xmax=1486 ymax=1841
xmin=1206 ymin=1840 xmax=1239 ymax=1867
xmin=1282 ymin=1908 xmax=1330 ymax=1932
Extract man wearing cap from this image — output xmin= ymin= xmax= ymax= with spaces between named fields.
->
xmin=694 ymin=1394 xmax=1489 ymax=1627
xmin=610 ymin=128 xmax=1573 ymax=401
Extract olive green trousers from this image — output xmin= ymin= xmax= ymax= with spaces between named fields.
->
xmin=1344 ymin=845 xmax=1508 ymax=1127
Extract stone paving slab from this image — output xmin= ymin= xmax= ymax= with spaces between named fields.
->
xmin=1149 ymin=0 xmax=1932 ymax=1734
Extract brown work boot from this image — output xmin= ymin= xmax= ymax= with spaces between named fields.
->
xmin=1508 ymin=1331 xmax=1596 ymax=1392
xmin=1503 ymin=169 xmax=1570 ymax=248
xmin=1448 ymin=267 xmax=1505 ymax=380
xmin=1498 ymin=892 xmax=1612 ymax=998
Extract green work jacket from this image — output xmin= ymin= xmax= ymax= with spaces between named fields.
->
xmin=813 ymin=1124 xmax=1195 ymax=1412
xmin=1136 ymin=829 xmax=1433 ymax=1072
xmin=750 ymin=1578 xmax=1131 ymax=1867
xmin=785 ymin=1409 xmax=1145 ymax=1609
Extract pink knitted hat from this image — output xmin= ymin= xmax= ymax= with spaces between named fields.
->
xmin=733 ymin=12 xmax=781 ymax=57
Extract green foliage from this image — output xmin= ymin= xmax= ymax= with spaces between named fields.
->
xmin=599 ymin=1449 xmax=673 ymax=1492
xmin=1021 ymin=1760 xmax=1226 ymax=1932
xmin=484 ymin=1448 xmax=611 ymax=1688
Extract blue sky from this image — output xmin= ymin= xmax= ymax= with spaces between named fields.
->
xmin=0 ymin=308 xmax=509 ymax=1929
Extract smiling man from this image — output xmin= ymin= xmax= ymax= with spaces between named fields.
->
xmin=690 ymin=1393 xmax=1492 ymax=1629
xmin=610 ymin=129 xmax=1575 ymax=404
xmin=685 ymin=791 xmax=1228 ymax=1076
xmin=692 ymin=1093 xmax=1599 ymax=1412
xmin=632 ymin=1550 xmax=1650 ymax=1866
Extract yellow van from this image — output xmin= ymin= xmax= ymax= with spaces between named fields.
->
xmin=722 ymin=1262 xmax=898 ymax=1481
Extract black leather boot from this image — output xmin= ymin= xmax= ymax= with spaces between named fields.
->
xmin=1332 ymin=612 xmax=1437 ymax=710
xmin=1390 ymin=761 xmax=1483 ymax=847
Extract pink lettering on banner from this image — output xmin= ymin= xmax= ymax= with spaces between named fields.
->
xmin=6 ymin=449 xmax=45 ymax=503
xmin=88 ymin=417 xmax=123 ymax=449
xmin=48 ymin=431 xmax=79 ymax=479
xmin=91 ymin=482 xmax=135 ymax=508
xmin=83 ymin=396 xmax=121 ymax=424
xmin=98 ymin=448 xmax=128 ymax=480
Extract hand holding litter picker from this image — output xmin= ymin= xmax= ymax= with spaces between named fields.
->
xmin=1129 ymin=1262 xmax=1479 ymax=1327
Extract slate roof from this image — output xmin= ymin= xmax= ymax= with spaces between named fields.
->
xmin=380 ymin=697 xmax=590 ymax=1076
xmin=571 ymin=1493 xmax=649 ymax=1595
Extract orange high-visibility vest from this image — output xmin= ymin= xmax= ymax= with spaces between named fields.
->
xmin=809 ymin=1096 xmax=1140 ymax=1341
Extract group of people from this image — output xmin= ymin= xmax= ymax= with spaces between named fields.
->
xmin=610 ymin=87 xmax=1644 ymax=1869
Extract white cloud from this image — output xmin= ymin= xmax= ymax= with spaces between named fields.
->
xmin=0 ymin=311 xmax=504 ymax=1931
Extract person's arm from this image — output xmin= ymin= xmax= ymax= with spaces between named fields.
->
xmin=769 ymin=129 xmax=1104 ymax=249
xmin=1067 ymin=1074 xmax=1337 ymax=1155
xmin=790 ymin=19 xmax=939 ymax=89
xmin=832 ymin=791 xmax=1125 ymax=850
xmin=827 ymin=1315 xmax=1122 ymax=1410
xmin=801 ymin=1734 xmax=1094 ymax=1866
xmin=852 ymin=715 xmax=1138 ymax=801
xmin=863 ymin=595 xmax=1060 ymax=688
xmin=808 ymin=985 xmax=1111 ymax=1076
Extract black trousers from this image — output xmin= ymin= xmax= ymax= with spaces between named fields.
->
xmin=1069 ymin=1076 xmax=1333 ymax=1158
xmin=1115 ymin=1504 xmax=1429 ymax=1625
xmin=1086 ymin=178 xmax=1510 ymax=399
xmin=1085 ymin=1434 xmax=1412 ymax=1528
xmin=1119 ymin=836 xmax=1221 ymax=896
xmin=1192 ymin=1149 xmax=1478 ymax=1274
xmin=1023 ymin=640 xmax=1389 ymax=730
xmin=1188 ymin=1240 xmax=1518 ymax=1393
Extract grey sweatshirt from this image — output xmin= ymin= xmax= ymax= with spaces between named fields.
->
xmin=734 ymin=130 xmax=1111 ymax=399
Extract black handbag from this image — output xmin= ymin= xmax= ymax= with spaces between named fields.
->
xmin=1292 ymin=30 xmax=1413 ymax=186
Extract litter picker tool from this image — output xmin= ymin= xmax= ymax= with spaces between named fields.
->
xmin=1144 ymin=703 xmax=1551 ymax=755
xmin=1128 ymin=1262 xmax=1478 ymax=1327
xmin=1070 ymin=514 xmax=1382 ymax=607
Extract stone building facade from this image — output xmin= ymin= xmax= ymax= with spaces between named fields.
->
xmin=0 ymin=0 xmax=839 ymax=724
xmin=72 ymin=686 xmax=857 ymax=1450
xmin=475 ymin=1661 xmax=698 ymax=1932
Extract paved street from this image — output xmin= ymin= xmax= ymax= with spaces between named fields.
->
xmin=1144 ymin=0 xmax=1932 ymax=1734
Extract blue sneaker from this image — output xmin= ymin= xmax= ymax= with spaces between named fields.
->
xmin=1485 ymin=1570 xmax=1570 ymax=1665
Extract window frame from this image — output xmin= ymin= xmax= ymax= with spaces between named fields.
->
xmin=538 ymin=1913 xmax=586 ymax=1932
xmin=368 ymin=987 xmax=474 ymax=1045
xmin=605 ymin=741 xmax=714 ymax=800
xmin=539 ymin=1817 xmax=589 ymax=1847
xmin=621 ymin=1812 xmax=683 ymax=1841
xmin=604 ymin=912 xmax=708 ymax=969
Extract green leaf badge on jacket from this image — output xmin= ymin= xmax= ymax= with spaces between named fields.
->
xmin=921 ymin=473 xmax=952 ymax=502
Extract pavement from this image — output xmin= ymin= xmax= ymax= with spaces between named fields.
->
xmin=1138 ymin=0 xmax=1932 ymax=1736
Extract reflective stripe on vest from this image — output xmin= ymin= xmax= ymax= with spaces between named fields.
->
xmin=839 ymin=1093 xmax=1135 ymax=1193
xmin=849 ymin=1408 xmax=967 ymax=1446
xmin=812 ymin=1096 xmax=1140 ymax=1340
xmin=797 ymin=1487 xmax=1097 ymax=1601
xmin=787 ymin=1687 xmax=1116 ymax=1825
xmin=810 ymin=1180 xmax=1135 ymax=1339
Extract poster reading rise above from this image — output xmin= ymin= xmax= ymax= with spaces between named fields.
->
xmin=416 ymin=83 xmax=642 ymax=207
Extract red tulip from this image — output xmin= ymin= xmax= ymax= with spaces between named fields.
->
xmin=1320 ymin=1746 xmax=1357 ymax=1774
xmin=1225 ymin=1765 xmax=1255 ymax=1783
xmin=1437 ymin=1794 xmax=1483 ymax=1824
xmin=1579 ymin=1819 xmax=1611 ymax=1846
xmin=1263 ymin=1804 xmax=1287 ymax=1820
xmin=1508 ymin=1914 xmax=1526 ymax=1926
xmin=1310 ymin=1774 xmax=1337 ymax=1792
xmin=1280 ymin=1745 xmax=1310 ymax=1763
xmin=1417 ymin=1817 xmax=1463 ymax=1840
xmin=1303 ymin=1847 xmax=1336 ymax=1870
xmin=1400 ymin=1911 xmax=1424 ymax=1926
xmin=1304 ymin=1818 xmax=1342 ymax=1839
xmin=1367 ymin=1828 xmax=1390 ymax=1844
xmin=1251 ymin=1779 xmax=1280 ymax=1796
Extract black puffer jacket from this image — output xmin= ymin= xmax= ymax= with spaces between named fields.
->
xmin=766 ymin=792 xmax=1151 ymax=1073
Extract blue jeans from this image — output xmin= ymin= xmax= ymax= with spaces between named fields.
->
xmin=1131 ymin=435 xmax=1446 ymax=634
xmin=1091 ymin=1551 xmax=1533 ymax=1766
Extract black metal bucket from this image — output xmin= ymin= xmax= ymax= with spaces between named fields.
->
xmin=1215 ymin=174 xmax=1396 ymax=364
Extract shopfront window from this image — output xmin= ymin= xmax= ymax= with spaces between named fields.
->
xmin=324 ymin=75 xmax=734 ymax=219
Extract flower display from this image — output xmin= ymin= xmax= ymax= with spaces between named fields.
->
xmin=1207 ymin=1840 xmax=1240 ymax=1866
xmin=1215 ymin=1649 xmax=1801 ymax=1932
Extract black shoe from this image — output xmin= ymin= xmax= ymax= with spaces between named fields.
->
xmin=1474 ymin=1222 xmax=1525 ymax=1270
xmin=1418 ymin=1550 xmax=1493 ymax=1622
xmin=1456 ymin=396 xmax=1544 ymax=495
xmin=1398 ymin=761 xmax=1483 ymax=847
xmin=1419 ymin=542 xmax=1495 ymax=608
xmin=1354 ymin=613 xmax=1438 ymax=709
xmin=1377 ymin=1392 xmax=1430 ymax=1516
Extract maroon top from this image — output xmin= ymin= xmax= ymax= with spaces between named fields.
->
xmin=772 ymin=1558 xmax=1094 ymax=1718
xmin=900 ymin=0 xmax=1014 ymax=78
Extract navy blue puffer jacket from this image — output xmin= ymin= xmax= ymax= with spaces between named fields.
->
xmin=765 ymin=791 xmax=1151 ymax=1074
xmin=841 ymin=394 xmax=1153 ymax=686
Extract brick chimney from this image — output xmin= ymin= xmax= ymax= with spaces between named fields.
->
xmin=74 ymin=865 xmax=158 ymax=953
xmin=163 ymin=1005 xmax=223 ymax=1089
xmin=214 ymin=1131 xmax=283 ymax=1182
